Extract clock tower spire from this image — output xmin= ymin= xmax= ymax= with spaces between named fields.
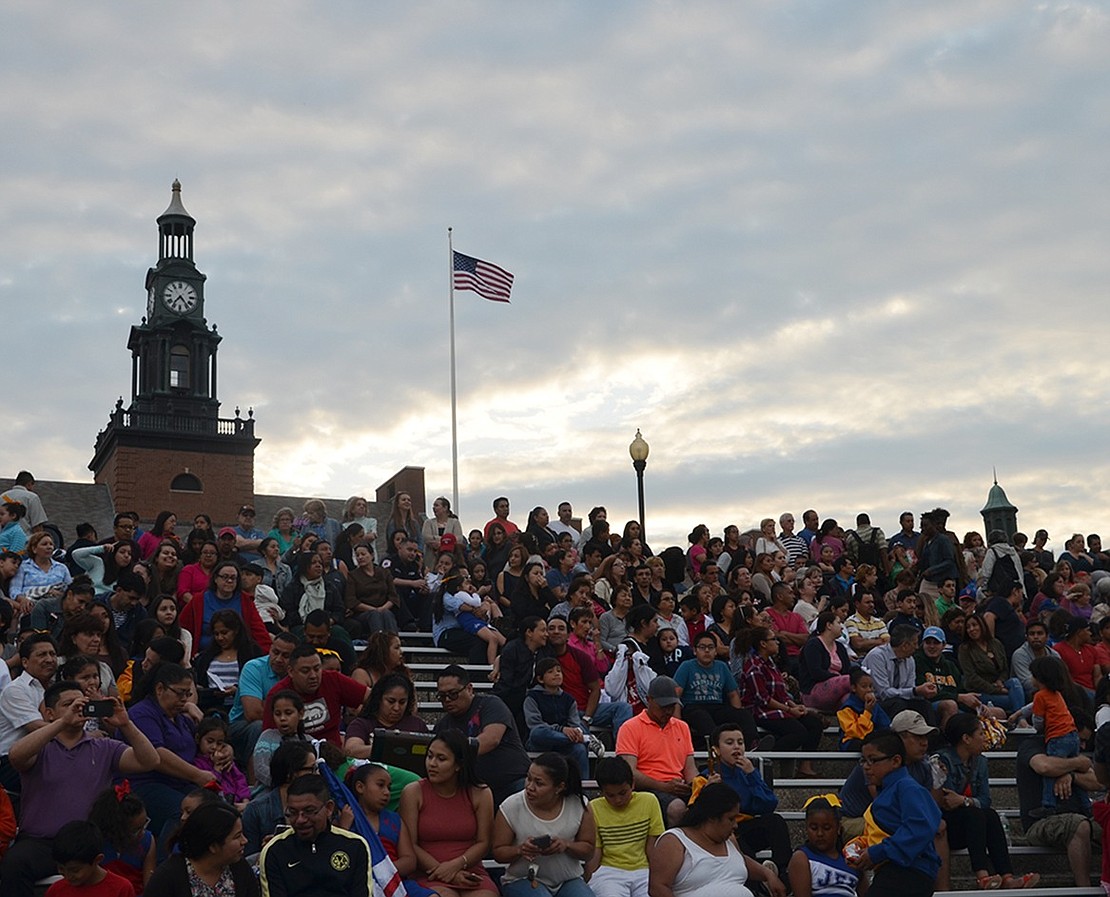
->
xmin=90 ymin=181 xmax=260 ymax=523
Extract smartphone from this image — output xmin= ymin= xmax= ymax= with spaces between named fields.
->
xmin=83 ymin=700 xmax=115 ymax=718
xmin=532 ymin=835 xmax=552 ymax=849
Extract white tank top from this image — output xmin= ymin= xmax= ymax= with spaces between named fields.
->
xmin=664 ymin=828 xmax=753 ymax=897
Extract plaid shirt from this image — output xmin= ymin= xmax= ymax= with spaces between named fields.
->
xmin=739 ymin=652 xmax=790 ymax=720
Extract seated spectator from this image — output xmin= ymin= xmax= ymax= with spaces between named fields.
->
xmin=837 ymin=667 xmax=890 ymax=752
xmin=29 ymin=577 xmax=95 ymax=641
xmin=432 ymin=664 xmax=531 ymax=808
xmin=1010 ymin=619 xmax=1056 ymax=700
xmin=10 ymin=530 xmax=72 ymax=602
xmin=523 ymin=657 xmax=602 ymax=778
xmin=766 ymin=582 xmax=809 ymax=669
xmin=512 ymin=559 xmax=559 ymax=626
xmin=193 ymin=715 xmax=250 ymax=808
xmin=432 ymin=568 xmax=497 ymax=666
xmin=146 ymin=802 xmax=259 ymax=896
xmin=546 ymin=614 xmax=632 ymax=740
xmin=351 ymin=630 xmax=411 ymax=690
xmin=240 ymin=562 xmax=283 ymax=632
xmin=704 ymin=722 xmax=790 ymax=875
xmin=735 ymin=627 xmax=821 ymax=773
xmin=915 ymin=625 xmax=984 ymax=731
xmin=786 ymin=795 xmax=862 ymax=897
xmin=88 ymin=781 xmax=156 ymax=893
xmin=280 ymin=551 xmax=344 ymax=631
xmin=845 ymin=592 xmax=888 ymax=660
xmin=1014 ymin=730 xmax=1101 ymax=887
xmin=345 ymin=673 xmax=429 ymax=759
xmin=226 ymin=631 xmax=295 ymax=771
xmin=58 ymin=611 xmax=120 ymax=697
xmin=176 ymin=539 xmax=218 ymax=605
xmin=0 ymin=501 xmax=28 ymax=553
xmin=242 ymin=741 xmax=318 ymax=857
xmin=128 ymin=663 xmax=213 ymax=839
xmin=1052 ymin=614 xmax=1102 ymax=696
xmin=193 ymin=609 xmax=263 ymax=711
xmin=261 ymin=642 xmax=370 ymax=747
xmin=648 ymin=781 xmax=784 ymax=897
xmin=604 ymin=606 xmax=661 ymax=717
xmin=99 ymin=572 xmax=148 ymax=652
xmin=260 ymin=772 xmax=373 ymax=897
xmin=253 ymin=689 xmax=312 ymax=789
xmin=957 ymin=612 xmax=1025 ymax=713
xmin=798 ymin=612 xmax=852 ymax=711
xmin=300 ymin=609 xmax=356 ymax=673
xmin=494 ymin=615 xmax=551 ymax=733
xmin=862 ymin=624 xmax=938 ymax=724
xmin=676 ymin=632 xmax=759 ymax=751
xmin=347 ymin=764 xmax=424 ymax=894
xmin=179 ymin=562 xmax=271 ymax=658
xmin=932 ymin=713 xmax=1039 ymax=889
xmin=0 ymin=632 xmax=59 ymax=792
xmin=0 ymin=685 xmax=158 ymax=897
xmin=887 ymin=589 xmax=925 ymax=636
xmin=657 ymin=626 xmax=694 ymax=677
xmin=492 ymin=751 xmax=596 ymax=897
xmin=615 ymin=675 xmax=696 ymax=826
xmin=45 ymin=819 xmax=134 ymax=897
xmin=400 ymin=729 xmax=499 ymax=897
xmin=586 ymin=756 xmax=663 ymax=897
xmin=440 ymin=567 xmax=504 ymax=666
xmin=345 ymin=542 xmax=401 ymax=635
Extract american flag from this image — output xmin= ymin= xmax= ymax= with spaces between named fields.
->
xmin=453 ymin=250 xmax=514 ymax=303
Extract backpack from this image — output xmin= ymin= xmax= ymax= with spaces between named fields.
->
xmin=985 ymin=546 xmax=1019 ymax=596
xmin=847 ymin=528 xmax=883 ymax=568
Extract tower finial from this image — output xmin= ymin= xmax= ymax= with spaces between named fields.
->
xmin=993 ymin=465 xmax=998 ymax=485
xmin=172 ymin=178 xmax=181 ymax=192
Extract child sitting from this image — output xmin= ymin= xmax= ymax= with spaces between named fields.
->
xmin=523 ymin=657 xmax=602 ymax=778
xmin=700 ymin=722 xmax=791 ymax=876
xmin=657 ymin=627 xmax=694 ymax=677
xmin=586 ymin=756 xmax=664 ymax=897
xmin=193 ymin=715 xmax=251 ymax=808
xmin=252 ymin=689 xmax=311 ymax=789
xmin=348 ymin=763 xmax=434 ymax=897
xmin=46 ymin=819 xmax=134 ymax=897
xmin=787 ymin=794 xmax=863 ymax=897
xmin=87 ymin=782 xmax=155 ymax=895
xmin=837 ymin=668 xmax=891 ymax=752
xmin=654 ymin=592 xmax=689 ymax=646
xmin=442 ymin=568 xmax=506 ymax=665
xmin=60 ymin=654 xmax=111 ymax=736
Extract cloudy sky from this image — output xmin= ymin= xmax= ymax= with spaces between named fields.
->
xmin=4 ymin=1 xmax=1109 ymax=550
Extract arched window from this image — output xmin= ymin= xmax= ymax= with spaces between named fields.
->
xmin=169 ymin=345 xmax=190 ymax=390
xmin=170 ymin=472 xmax=203 ymax=493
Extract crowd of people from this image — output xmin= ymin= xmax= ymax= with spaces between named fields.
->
xmin=0 ymin=471 xmax=1109 ymax=897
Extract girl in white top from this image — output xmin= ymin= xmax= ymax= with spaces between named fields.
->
xmin=649 ymin=782 xmax=785 ymax=897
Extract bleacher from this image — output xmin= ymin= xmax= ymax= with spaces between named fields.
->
xmin=393 ymin=629 xmax=1106 ymax=894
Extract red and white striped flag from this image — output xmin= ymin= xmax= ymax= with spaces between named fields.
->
xmin=453 ymin=251 xmax=514 ymax=303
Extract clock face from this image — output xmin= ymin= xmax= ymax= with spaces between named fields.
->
xmin=163 ymin=281 xmax=198 ymax=314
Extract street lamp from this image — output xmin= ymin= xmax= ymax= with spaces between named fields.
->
xmin=629 ymin=429 xmax=650 ymax=540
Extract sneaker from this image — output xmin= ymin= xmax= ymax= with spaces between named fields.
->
xmin=1028 ymin=806 xmax=1055 ymax=819
xmin=587 ymin=734 xmax=606 ymax=759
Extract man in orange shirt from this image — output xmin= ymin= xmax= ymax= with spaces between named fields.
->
xmin=615 ymin=676 xmax=696 ymax=825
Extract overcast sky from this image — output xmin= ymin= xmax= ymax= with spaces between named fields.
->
xmin=3 ymin=1 xmax=1109 ymax=550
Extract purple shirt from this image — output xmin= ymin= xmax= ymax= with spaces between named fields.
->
xmin=21 ymin=733 xmax=126 ymax=837
xmin=127 ymin=695 xmax=197 ymax=793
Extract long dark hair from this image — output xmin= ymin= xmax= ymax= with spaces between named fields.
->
xmin=89 ymin=783 xmax=147 ymax=853
xmin=359 ymin=672 xmax=417 ymax=722
xmin=677 ymin=781 xmax=738 ymax=827
xmin=529 ymin=752 xmax=585 ymax=806
xmin=429 ymin=729 xmax=484 ymax=790
xmin=176 ymin=803 xmax=243 ymax=862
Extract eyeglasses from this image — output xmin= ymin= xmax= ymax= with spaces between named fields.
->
xmin=858 ymin=754 xmax=893 ymax=767
xmin=435 ymin=687 xmax=465 ymax=702
xmin=284 ymin=805 xmax=326 ymax=820
xmin=164 ymin=686 xmax=192 ymax=700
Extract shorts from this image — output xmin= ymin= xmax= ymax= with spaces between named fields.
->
xmin=588 ymin=866 xmax=649 ymax=897
xmin=841 ymin=816 xmax=865 ymax=839
xmin=1025 ymin=812 xmax=1092 ymax=850
xmin=456 ymin=611 xmax=488 ymax=634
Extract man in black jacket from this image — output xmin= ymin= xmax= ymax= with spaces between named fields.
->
xmin=260 ymin=774 xmax=372 ymax=897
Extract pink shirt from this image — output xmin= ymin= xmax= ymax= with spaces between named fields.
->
xmin=767 ymin=607 xmax=808 ymax=657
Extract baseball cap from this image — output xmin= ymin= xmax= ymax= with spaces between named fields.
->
xmin=922 ymin=626 xmax=946 ymax=643
xmin=647 ymin=676 xmax=682 ymax=707
xmin=890 ymin=710 xmax=937 ymax=735
xmin=217 ymin=527 xmax=237 ymax=538
xmin=440 ymin=533 xmax=458 ymax=551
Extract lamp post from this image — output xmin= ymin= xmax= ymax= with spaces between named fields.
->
xmin=629 ymin=429 xmax=650 ymax=540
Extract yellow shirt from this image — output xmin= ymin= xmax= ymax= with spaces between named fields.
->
xmin=590 ymin=792 xmax=664 ymax=871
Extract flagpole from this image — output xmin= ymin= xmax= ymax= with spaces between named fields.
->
xmin=448 ymin=227 xmax=460 ymax=515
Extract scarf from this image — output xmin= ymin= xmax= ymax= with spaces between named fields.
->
xmin=298 ymin=575 xmax=327 ymax=621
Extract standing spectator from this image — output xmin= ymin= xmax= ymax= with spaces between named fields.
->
xmin=387 ymin=492 xmax=425 ymax=553
xmin=0 ymin=502 xmax=28 ymax=553
xmin=917 ymin=512 xmax=958 ymax=605
xmin=1 ymin=471 xmax=47 ymax=534
xmin=232 ymin=505 xmax=265 ymax=563
xmin=778 ymin=514 xmax=808 ymax=567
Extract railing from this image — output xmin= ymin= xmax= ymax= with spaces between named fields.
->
xmin=105 ymin=407 xmax=255 ymax=438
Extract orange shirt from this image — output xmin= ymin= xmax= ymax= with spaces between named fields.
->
xmin=615 ymin=710 xmax=694 ymax=782
xmin=1034 ymin=688 xmax=1076 ymax=742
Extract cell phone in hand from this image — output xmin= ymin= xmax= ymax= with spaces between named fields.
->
xmin=83 ymin=700 xmax=115 ymax=718
xmin=532 ymin=835 xmax=552 ymax=849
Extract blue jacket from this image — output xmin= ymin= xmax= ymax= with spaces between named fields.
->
xmin=867 ymin=766 xmax=942 ymax=879
xmin=933 ymin=747 xmax=991 ymax=808
xmin=700 ymin=761 xmax=779 ymax=815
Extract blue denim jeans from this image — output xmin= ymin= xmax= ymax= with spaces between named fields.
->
xmin=592 ymin=701 xmax=633 ymax=738
xmin=977 ymin=677 xmax=1025 ymax=715
xmin=502 ymin=875 xmax=595 ymax=897
xmin=1043 ymin=730 xmax=1088 ymax=810
xmin=527 ymin=727 xmax=590 ymax=778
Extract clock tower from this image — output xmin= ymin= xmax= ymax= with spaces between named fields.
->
xmin=90 ymin=181 xmax=260 ymax=523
